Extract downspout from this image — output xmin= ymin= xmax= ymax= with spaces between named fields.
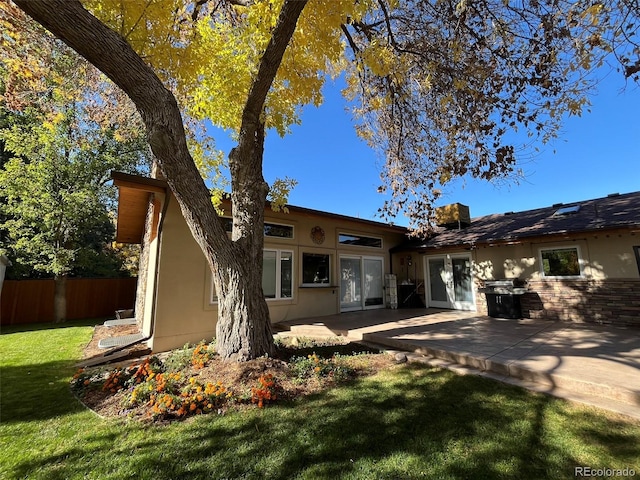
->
xmin=104 ymin=193 xmax=170 ymax=356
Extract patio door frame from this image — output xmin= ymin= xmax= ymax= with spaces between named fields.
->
xmin=424 ymin=253 xmax=476 ymax=311
xmin=339 ymin=255 xmax=385 ymax=312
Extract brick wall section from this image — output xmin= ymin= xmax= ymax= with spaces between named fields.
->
xmin=517 ymin=278 xmax=640 ymax=327
xmin=474 ymin=279 xmax=489 ymax=316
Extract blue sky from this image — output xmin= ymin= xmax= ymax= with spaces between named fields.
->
xmin=212 ymin=71 xmax=639 ymax=227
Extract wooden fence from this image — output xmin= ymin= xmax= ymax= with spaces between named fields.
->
xmin=0 ymin=277 xmax=137 ymax=325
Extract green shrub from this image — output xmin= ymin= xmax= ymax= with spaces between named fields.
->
xmin=290 ymin=352 xmax=354 ymax=382
xmin=163 ymin=343 xmax=195 ymax=372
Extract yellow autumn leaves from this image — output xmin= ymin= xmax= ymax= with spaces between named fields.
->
xmin=81 ymin=0 xmax=395 ymax=137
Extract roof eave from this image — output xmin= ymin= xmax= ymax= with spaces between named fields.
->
xmin=112 ymin=171 xmax=167 ymax=244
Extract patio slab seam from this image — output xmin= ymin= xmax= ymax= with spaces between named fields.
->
xmin=484 ymin=320 xmax=566 ymax=363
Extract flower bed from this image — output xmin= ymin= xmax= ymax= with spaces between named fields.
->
xmin=72 ymin=338 xmax=394 ymax=422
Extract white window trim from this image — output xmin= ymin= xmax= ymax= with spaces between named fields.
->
xmin=539 ymin=245 xmax=585 ymax=278
xmin=338 ymin=231 xmax=383 ymax=249
xmin=339 ymin=254 xmax=387 ymax=311
xmin=210 ymin=248 xmax=294 ymax=304
xmin=264 ymin=249 xmax=294 ymax=301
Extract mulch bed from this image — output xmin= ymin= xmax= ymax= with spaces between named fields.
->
xmin=75 ymin=326 xmax=397 ymax=422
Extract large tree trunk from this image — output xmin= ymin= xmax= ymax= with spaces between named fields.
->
xmin=215 ymin=120 xmax=273 ymax=360
xmin=53 ymin=274 xmax=66 ymax=323
xmin=16 ymin=0 xmax=307 ymax=360
xmin=215 ymin=254 xmax=273 ymax=360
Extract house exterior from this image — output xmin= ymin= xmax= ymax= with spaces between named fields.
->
xmin=114 ymin=171 xmax=639 ymax=352
xmin=113 ymin=172 xmax=408 ymax=352
xmin=391 ymin=191 xmax=640 ymax=327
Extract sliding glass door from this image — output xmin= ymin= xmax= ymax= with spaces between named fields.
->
xmin=340 ymin=256 xmax=384 ymax=312
xmin=424 ymin=254 xmax=475 ymax=310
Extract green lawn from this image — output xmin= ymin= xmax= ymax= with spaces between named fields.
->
xmin=1 ymin=321 xmax=639 ymax=480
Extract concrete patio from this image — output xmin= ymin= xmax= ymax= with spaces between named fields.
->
xmin=278 ymin=308 xmax=640 ymax=420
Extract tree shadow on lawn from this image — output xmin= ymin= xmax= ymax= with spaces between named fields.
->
xmin=0 ymin=318 xmax=104 ymax=335
xmin=1 ymin=360 xmax=88 ymax=423
xmin=12 ymin=364 xmax=640 ymax=480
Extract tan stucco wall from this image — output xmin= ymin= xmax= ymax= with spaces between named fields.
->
xmin=582 ymin=232 xmax=640 ymax=279
xmin=394 ymin=231 xmax=639 ymax=313
xmin=147 ymin=194 xmax=407 ymax=352
xmin=151 ymin=196 xmax=216 ymax=352
xmin=468 ymin=232 xmax=640 ymax=281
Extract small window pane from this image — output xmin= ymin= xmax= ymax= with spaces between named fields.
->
xmin=265 ymin=223 xmax=293 ymax=238
xmin=303 ymin=253 xmax=330 ymax=285
xmin=541 ymin=248 xmax=581 ymax=277
xmin=262 ymin=251 xmax=277 ymax=298
xmin=280 ymin=252 xmax=292 ymax=298
xmin=339 ymin=233 xmax=382 ymax=248
xmin=221 ymin=219 xmax=292 ymax=238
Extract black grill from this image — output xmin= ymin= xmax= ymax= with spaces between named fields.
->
xmin=479 ymin=279 xmax=526 ymax=319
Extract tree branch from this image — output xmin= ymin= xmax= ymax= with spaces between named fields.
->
xmin=14 ymin=0 xmax=231 ymax=258
xmin=239 ymin=0 xmax=308 ymax=141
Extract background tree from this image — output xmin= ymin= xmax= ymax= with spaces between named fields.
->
xmin=10 ymin=0 xmax=638 ymax=355
xmin=0 ymin=94 xmax=151 ymax=321
xmin=0 ymin=7 xmax=153 ymax=322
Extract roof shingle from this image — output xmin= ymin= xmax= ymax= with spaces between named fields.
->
xmin=402 ymin=191 xmax=640 ymax=250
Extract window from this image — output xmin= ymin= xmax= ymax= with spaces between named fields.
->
xmin=634 ymin=246 xmax=640 ymax=276
xmin=553 ymin=205 xmax=581 ymax=216
xmin=338 ymin=233 xmax=383 ymax=248
xmin=262 ymin=250 xmax=293 ymax=299
xmin=302 ymin=253 xmax=330 ymax=286
xmin=540 ymin=247 xmax=582 ymax=277
xmin=220 ymin=218 xmax=293 ymax=238
xmin=264 ymin=223 xmax=294 ymax=238
xmin=211 ymin=249 xmax=293 ymax=302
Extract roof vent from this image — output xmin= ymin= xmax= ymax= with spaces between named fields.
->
xmin=553 ymin=205 xmax=581 ymax=216
xmin=435 ymin=203 xmax=471 ymax=230
xmin=607 ymin=192 xmax=620 ymax=197
xmin=552 ymin=202 xmax=564 ymax=208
